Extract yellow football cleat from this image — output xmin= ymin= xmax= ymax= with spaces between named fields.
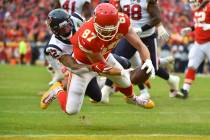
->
xmin=142 ymin=99 xmax=155 ymax=109
xmin=125 ymin=96 xmax=155 ymax=109
xmin=40 ymin=82 xmax=63 ymax=109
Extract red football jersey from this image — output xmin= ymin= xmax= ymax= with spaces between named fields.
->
xmin=193 ymin=3 xmax=210 ymax=44
xmin=70 ymin=13 xmax=131 ymax=64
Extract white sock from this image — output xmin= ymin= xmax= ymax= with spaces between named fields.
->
xmin=140 ymin=89 xmax=150 ymax=99
xmin=183 ymin=83 xmax=191 ymax=92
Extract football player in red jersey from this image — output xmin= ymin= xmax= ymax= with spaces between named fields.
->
xmin=100 ymin=0 xmax=180 ymax=104
xmin=57 ymin=3 xmax=155 ymax=115
xmin=180 ymin=0 xmax=210 ymax=98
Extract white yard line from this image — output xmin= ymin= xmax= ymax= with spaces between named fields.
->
xmin=0 ymin=134 xmax=210 ymax=137
xmin=1 ymin=110 xmax=210 ymax=115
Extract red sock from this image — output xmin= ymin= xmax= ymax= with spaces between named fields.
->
xmin=57 ymin=90 xmax=67 ymax=112
xmin=184 ymin=68 xmax=196 ymax=84
xmin=116 ymin=85 xmax=134 ymax=98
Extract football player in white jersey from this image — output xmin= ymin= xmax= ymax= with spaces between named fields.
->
xmin=41 ymin=9 xmax=102 ymax=110
xmin=59 ymin=0 xmax=92 ymax=20
xmin=47 ymin=0 xmax=92 ymax=86
xmin=100 ymin=0 xmax=181 ymax=104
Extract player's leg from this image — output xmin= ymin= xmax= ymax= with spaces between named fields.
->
xmin=65 ymin=72 xmax=96 ymax=115
xmin=86 ymin=77 xmax=102 ymax=102
xmin=181 ymin=42 xmax=206 ymax=98
xmin=142 ymin=33 xmax=180 ymax=96
xmin=101 ymin=53 xmax=131 ymax=103
xmin=105 ymin=54 xmax=154 ymax=108
xmin=45 ymin=55 xmax=64 ymax=86
xmin=129 ymin=51 xmax=151 ymax=99
xmin=41 ymin=71 xmax=101 ymax=111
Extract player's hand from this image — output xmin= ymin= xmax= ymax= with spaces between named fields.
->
xmin=157 ymin=24 xmax=170 ymax=41
xmin=133 ymin=27 xmax=142 ymax=36
xmin=91 ymin=62 xmax=112 ymax=73
xmin=141 ymin=59 xmax=155 ymax=79
xmin=180 ymin=27 xmax=192 ymax=36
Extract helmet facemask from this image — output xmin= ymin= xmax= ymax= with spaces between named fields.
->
xmin=47 ymin=16 xmax=73 ymax=40
xmin=94 ymin=17 xmax=120 ymax=42
xmin=189 ymin=0 xmax=201 ymax=10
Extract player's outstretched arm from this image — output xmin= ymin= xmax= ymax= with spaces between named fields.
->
xmin=125 ymin=28 xmax=155 ymax=78
xmin=85 ymin=52 xmax=122 ymax=75
xmin=58 ymin=54 xmax=91 ymax=74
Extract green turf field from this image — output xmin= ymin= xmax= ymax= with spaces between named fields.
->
xmin=0 ymin=64 xmax=210 ymax=140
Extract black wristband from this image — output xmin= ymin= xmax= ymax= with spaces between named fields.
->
xmin=141 ymin=24 xmax=153 ymax=32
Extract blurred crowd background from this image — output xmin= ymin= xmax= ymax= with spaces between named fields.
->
xmin=0 ymin=0 xmax=209 ymax=74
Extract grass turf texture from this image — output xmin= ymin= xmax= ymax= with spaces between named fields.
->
xmin=0 ymin=64 xmax=210 ymax=140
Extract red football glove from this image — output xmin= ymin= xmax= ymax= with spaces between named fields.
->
xmin=91 ymin=62 xmax=112 ymax=73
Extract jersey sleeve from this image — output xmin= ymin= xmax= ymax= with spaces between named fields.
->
xmin=45 ymin=44 xmax=64 ymax=59
xmin=118 ymin=12 xmax=131 ymax=35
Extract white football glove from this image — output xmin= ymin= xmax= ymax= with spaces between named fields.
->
xmin=180 ymin=27 xmax=192 ymax=36
xmin=157 ymin=24 xmax=170 ymax=41
xmin=133 ymin=27 xmax=142 ymax=36
xmin=200 ymin=23 xmax=210 ymax=31
xmin=141 ymin=59 xmax=155 ymax=79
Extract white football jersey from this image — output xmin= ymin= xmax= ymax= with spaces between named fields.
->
xmin=60 ymin=0 xmax=91 ymax=19
xmin=120 ymin=0 xmax=155 ymax=38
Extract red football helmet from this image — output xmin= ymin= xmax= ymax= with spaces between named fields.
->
xmin=188 ymin=0 xmax=203 ymax=10
xmin=93 ymin=3 xmax=119 ymax=41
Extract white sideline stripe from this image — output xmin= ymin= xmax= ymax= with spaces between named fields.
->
xmin=1 ymin=110 xmax=210 ymax=114
xmin=0 ymin=134 xmax=210 ymax=137
xmin=1 ymin=96 xmax=210 ymax=101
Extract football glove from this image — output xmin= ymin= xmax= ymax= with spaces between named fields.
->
xmin=141 ymin=59 xmax=155 ymax=79
xmin=180 ymin=27 xmax=192 ymax=36
xmin=157 ymin=24 xmax=170 ymax=41
xmin=133 ymin=27 xmax=142 ymax=36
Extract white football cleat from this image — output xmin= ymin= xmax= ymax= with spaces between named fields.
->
xmin=167 ymin=75 xmax=180 ymax=97
xmin=100 ymin=85 xmax=115 ymax=103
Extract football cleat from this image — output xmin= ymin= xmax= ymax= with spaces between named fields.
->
xmin=180 ymin=88 xmax=189 ymax=99
xmin=169 ymin=90 xmax=184 ymax=98
xmin=125 ymin=95 xmax=155 ymax=109
xmin=168 ymin=75 xmax=180 ymax=97
xmin=100 ymin=85 xmax=115 ymax=103
xmin=40 ymin=82 xmax=63 ymax=109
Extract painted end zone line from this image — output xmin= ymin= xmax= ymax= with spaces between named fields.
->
xmin=1 ymin=134 xmax=210 ymax=137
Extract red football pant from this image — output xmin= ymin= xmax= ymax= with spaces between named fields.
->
xmin=116 ymin=85 xmax=134 ymax=98
xmin=184 ymin=68 xmax=196 ymax=84
xmin=57 ymin=90 xmax=67 ymax=112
